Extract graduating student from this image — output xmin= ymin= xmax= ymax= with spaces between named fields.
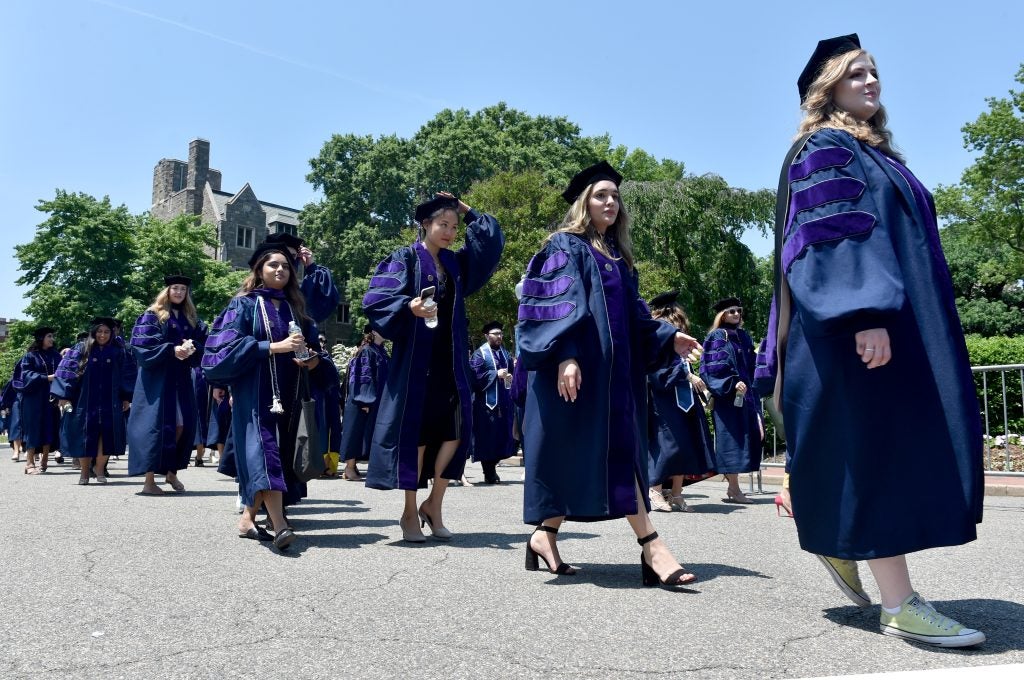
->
xmin=469 ymin=321 xmax=515 ymax=484
xmin=517 ymin=161 xmax=701 ymax=587
xmin=192 ymin=366 xmax=212 ymax=466
xmin=51 ymin=317 xmax=134 ymax=485
xmin=203 ymin=242 xmax=326 ymax=551
xmin=127 ymin=275 xmax=208 ymax=494
xmin=699 ymin=297 xmax=763 ymax=504
xmin=362 ymin=192 xmax=503 ymax=542
xmin=2 ymin=363 xmax=25 ymax=462
xmin=339 ymin=325 xmax=389 ymax=481
xmin=16 ymin=327 xmax=62 ymax=474
xmin=764 ymin=34 xmax=985 ymax=647
xmin=645 ymin=291 xmax=715 ymax=513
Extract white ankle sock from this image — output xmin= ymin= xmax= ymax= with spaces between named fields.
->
xmin=882 ymin=605 xmax=902 ymax=615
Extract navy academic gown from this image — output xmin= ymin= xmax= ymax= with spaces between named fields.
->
xmin=362 ymin=210 xmax=503 ymax=490
xmin=647 ymin=355 xmax=716 ymax=485
xmin=340 ymin=343 xmax=389 ymax=463
xmin=127 ymin=310 xmax=208 ymax=475
xmin=202 ymin=291 xmax=326 ymax=507
xmin=51 ymin=342 xmax=133 ymax=458
xmin=206 ymin=390 xmax=231 ymax=448
xmin=14 ymin=349 xmax=62 ymax=450
xmin=469 ymin=342 xmax=515 ymax=462
xmin=767 ymin=128 xmax=983 ymax=559
xmin=517 ymin=232 xmax=678 ymax=524
xmin=1 ymin=375 xmax=19 ymax=439
xmin=700 ymin=326 xmax=762 ymax=474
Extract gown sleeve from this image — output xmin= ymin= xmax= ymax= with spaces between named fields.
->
xmin=187 ymin=319 xmax=209 ymax=368
xmin=650 ymin=354 xmax=691 ymax=392
xmin=700 ymin=329 xmax=739 ymax=398
xmin=515 ymin=238 xmax=591 ymax=370
xmin=625 ymin=269 xmax=678 ymax=370
xmin=469 ymin=347 xmax=497 ymax=392
xmin=350 ymin=347 xmax=381 ymax=407
xmin=50 ymin=345 xmax=83 ymax=401
xmin=301 ymin=263 xmax=341 ymax=324
xmin=783 ymin=128 xmax=905 ymax=335
xmin=16 ymin=354 xmax=49 ymax=395
xmin=455 ymin=210 xmax=505 ymax=298
xmin=362 ymin=248 xmax=417 ymax=340
xmin=130 ymin=311 xmax=175 ymax=368
xmin=201 ymin=297 xmax=271 ymax=384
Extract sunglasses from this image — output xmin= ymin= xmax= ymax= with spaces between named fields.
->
xmin=724 ymin=307 xmax=743 ymax=315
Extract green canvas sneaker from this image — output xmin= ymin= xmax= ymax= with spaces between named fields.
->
xmin=879 ymin=593 xmax=985 ymax=648
xmin=816 ymin=555 xmax=872 ymax=608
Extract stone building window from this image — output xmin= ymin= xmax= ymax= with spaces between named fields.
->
xmin=337 ymin=303 xmax=350 ymax=324
xmin=277 ymin=224 xmax=298 ymax=237
xmin=174 ymin=164 xmax=187 ymax=191
xmin=236 ymin=226 xmax=254 ymax=249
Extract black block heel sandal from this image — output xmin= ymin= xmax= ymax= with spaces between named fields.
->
xmin=525 ymin=525 xmax=576 ymax=575
xmin=638 ymin=531 xmax=696 ymax=589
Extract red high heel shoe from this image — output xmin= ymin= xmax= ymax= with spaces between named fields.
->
xmin=774 ymin=494 xmax=793 ymax=518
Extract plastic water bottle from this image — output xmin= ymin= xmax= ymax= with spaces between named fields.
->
xmin=733 ymin=390 xmax=745 ymax=407
xmin=423 ymin=298 xmax=438 ymax=329
xmin=288 ymin=321 xmax=311 ymax=360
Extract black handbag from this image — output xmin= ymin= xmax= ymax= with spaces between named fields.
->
xmin=291 ymin=367 xmax=324 ymax=482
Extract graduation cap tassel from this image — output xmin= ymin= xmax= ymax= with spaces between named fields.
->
xmin=269 ymin=396 xmax=284 ymax=415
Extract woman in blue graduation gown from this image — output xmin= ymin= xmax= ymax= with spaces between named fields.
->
xmin=2 ymin=364 xmax=25 ymax=462
xmin=127 ymin=275 xmax=208 ymax=494
xmin=646 ymin=292 xmax=715 ymax=513
xmin=339 ymin=325 xmax=389 ymax=481
xmin=16 ymin=327 xmax=62 ymax=474
xmin=363 ymin=192 xmax=503 ymax=542
xmin=469 ymin=321 xmax=516 ymax=484
xmin=700 ymin=297 xmax=762 ymax=504
xmin=765 ymin=35 xmax=985 ymax=646
xmin=51 ymin=317 xmax=133 ymax=485
xmin=517 ymin=161 xmax=701 ymax=587
xmin=203 ymin=243 xmax=326 ymax=550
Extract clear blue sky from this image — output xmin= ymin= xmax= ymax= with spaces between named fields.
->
xmin=1 ymin=0 xmax=1021 ymax=319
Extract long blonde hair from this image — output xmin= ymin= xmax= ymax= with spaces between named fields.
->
xmin=238 ymin=251 xmax=309 ymax=323
xmin=547 ymin=181 xmax=635 ymax=270
xmin=148 ymin=287 xmax=199 ymax=327
xmin=709 ymin=309 xmax=744 ymax=332
xmin=797 ymin=49 xmax=903 ymax=162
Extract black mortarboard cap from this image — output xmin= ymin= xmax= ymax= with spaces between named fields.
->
xmin=363 ymin=324 xmax=374 ymax=335
xmin=712 ymin=297 xmax=742 ymax=313
xmin=649 ymin=290 xmax=679 ymax=310
xmin=266 ymin=232 xmax=304 ymax=251
xmin=90 ymin=316 xmax=118 ymax=330
xmin=562 ymin=161 xmax=623 ymax=204
xmin=33 ymin=326 xmax=55 ymax=341
xmin=164 ymin=275 xmax=192 ymax=287
xmin=247 ymin=241 xmax=291 ymax=269
xmin=481 ymin=320 xmax=503 ymax=335
xmin=415 ymin=195 xmax=460 ymax=223
xmin=798 ymin=33 xmax=861 ymax=102
xmin=76 ymin=331 xmax=89 ymax=342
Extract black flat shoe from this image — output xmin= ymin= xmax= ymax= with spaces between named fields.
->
xmin=638 ymin=532 xmax=696 ymax=589
xmin=273 ymin=528 xmax=295 ymax=551
xmin=239 ymin=526 xmax=274 ymax=542
xmin=194 ymin=458 xmax=205 ymax=467
xmin=525 ymin=525 xmax=576 ymax=575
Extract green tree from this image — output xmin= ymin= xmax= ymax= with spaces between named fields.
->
xmin=15 ymin=190 xmax=136 ymax=344
xmin=624 ymin=176 xmax=775 ymax=337
xmin=124 ymin=213 xmax=245 ymax=324
xmin=940 ymin=224 xmax=1024 ymax=336
xmin=935 ymin=64 xmax=1024 ymax=257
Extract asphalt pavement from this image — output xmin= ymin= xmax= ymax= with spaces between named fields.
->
xmin=1 ymin=453 xmax=1021 ymax=679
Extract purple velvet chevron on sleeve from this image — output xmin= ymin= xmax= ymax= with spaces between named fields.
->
xmin=783 ymin=211 xmax=876 ymax=273
xmin=790 ymin=177 xmax=865 ymax=218
xmin=522 ymin=275 xmax=574 ymax=299
xmin=789 ymin=146 xmax=854 ymax=182
xmin=518 ymin=302 xmax=577 ymax=322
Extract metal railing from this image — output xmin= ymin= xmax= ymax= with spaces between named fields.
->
xmin=755 ymin=364 xmax=1024 ymax=482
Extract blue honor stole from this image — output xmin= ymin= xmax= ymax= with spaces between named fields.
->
xmin=479 ymin=343 xmax=509 ymax=411
xmin=675 ymin=361 xmax=695 ymax=413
